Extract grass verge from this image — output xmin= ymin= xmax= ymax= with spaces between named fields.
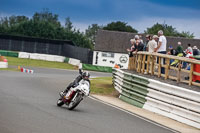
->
xmin=4 ymin=56 xmax=76 ymax=70
xmin=0 ymin=68 xmax=19 ymax=71
xmin=90 ymin=77 xmax=118 ymax=96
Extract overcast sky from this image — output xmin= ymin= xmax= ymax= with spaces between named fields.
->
xmin=1 ymin=0 xmax=200 ymax=38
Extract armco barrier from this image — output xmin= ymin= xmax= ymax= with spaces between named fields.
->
xmin=68 ymin=58 xmax=81 ymax=66
xmin=0 ymin=50 xmax=18 ymax=57
xmin=18 ymin=52 xmax=30 ymax=58
xmin=64 ymin=57 xmax=69 ymax=63
xmin=112 ymin=68 xmax=200 ymax=129
xmin=27 ymin=53 xmax=65 ymax=62
xmin=82 ymin=63 xmax=112 ymax=73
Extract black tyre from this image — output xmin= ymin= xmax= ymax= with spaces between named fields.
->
xmin=57 ymin=98 xmax=64 ymax=107
xmin=68 ymin=94 xmax=82 ymax=110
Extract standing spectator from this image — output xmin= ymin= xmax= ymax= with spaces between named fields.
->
xmin=139 ymin=35 xmax=144 ymax=44
xmin=145 ymin=34 xmax=151 ymax=51
xmin=146 ymin=35 xmax=158 ymax=52
xmin=127 ymin=39 xmax=135 ymax=57
xmin=155 ymin=30 xmax=167 ymax=74
xmin=134 ymin=35 xmax=144 ymax=53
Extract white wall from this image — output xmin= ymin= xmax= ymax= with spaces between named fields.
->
xmin=93 ymin=51 xmax=129 ymax=69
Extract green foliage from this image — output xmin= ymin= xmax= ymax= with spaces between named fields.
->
xmin=103 ymin=21 xmax=138 ymax=33
xmin=145 ymin=23 xmax=194 ymax=39
xmin=85 ymin=24 xmax=102 ymax=45
xmin=0 ymin=9 xmax=93 ymax=49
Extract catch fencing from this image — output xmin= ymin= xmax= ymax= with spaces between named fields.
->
xmin=0 ymin=34 xmax=93 ymax=64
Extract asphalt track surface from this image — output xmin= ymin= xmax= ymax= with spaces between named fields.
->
xmin=0 ymin=68 xmax=176 ymax=133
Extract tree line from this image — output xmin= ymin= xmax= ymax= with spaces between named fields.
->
xmin=0 ymin=10 xmax=194 ymax=49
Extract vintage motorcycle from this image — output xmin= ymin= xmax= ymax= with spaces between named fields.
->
xmin=57 ymin=70 xmax=90 ymax=110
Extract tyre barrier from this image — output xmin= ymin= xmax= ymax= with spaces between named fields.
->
xmin=112 ymin=68 xmax=200 ymax=129
xmin=0 ymin=56 xmax=8 ymax=68
xmin=20 ymin=67 xmax=34 ymax=74
xmin=0 ymin=62 xmax=8 ymax=68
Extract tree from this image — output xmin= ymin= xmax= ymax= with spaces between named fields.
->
xmin=65 ymin=17 xmax=73 ymax=32
xmin=0 ymin=10 xmax=93 ymax=49
xmin=103 ymin=21 xmax=138 ymax=33
xmin=32 ymin=9 xmax=60 ymax=26
xmin=85 ymin=24 xmax=102 ymax=45
xmin=145 ymin=23 xmax=194 ymax=38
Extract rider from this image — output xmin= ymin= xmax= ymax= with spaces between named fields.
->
xmin=60 ymin=69 xmax=90 ymax=96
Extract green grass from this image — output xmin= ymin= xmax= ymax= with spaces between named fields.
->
xmin=90 ymin=77 xmax=118 ymax=96
xmin=0 ymin=68 xmax=19 ymax=71
xmin=4 ymin=56 xmax=76 ymax=70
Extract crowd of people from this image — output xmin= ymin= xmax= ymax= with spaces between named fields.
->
xmin=127 ymin=30 xmax=167 ymax=55
xmin=127 ymin=30 xmax=200 ymax=57
xmin=127 ymin=30 xmax=200 ymax=73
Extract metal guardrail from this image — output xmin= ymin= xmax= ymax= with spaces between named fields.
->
xmin=128 ymin=51 xmax=200 ymax=87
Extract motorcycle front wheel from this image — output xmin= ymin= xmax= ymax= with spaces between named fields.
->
xmin=68 ymin=94 xmax=83 ymax=110
xmin=57 ymin=98 xmax=64 ymax=107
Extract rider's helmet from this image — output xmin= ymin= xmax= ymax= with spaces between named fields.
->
xmin=82 ymin=71 xmax=90 ymax=80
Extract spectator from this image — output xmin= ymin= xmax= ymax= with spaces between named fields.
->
xmin=156 ymin=30 xmax=167 ymax=74
xmin=167 ymin=45 xmax=177 ymax=55
xmin=185 ymin=43 xmax=193 ymax=54
xmin=139 ymin=35 xmax=144 ymax=44
xmin=176 ymin=42 xmax=183 ymax=55
xmin=146 ymin=35 xmax=158 ymax=52
xmin=127 ymin=39 xmax=135 ymax=57
xmin=193 ymin=46 xmax=199 ymax=56
xmin=155 ymin=30 xmax=167 ymax=53
xmin=134 ymin=35 xmax=144 ymax=53
xmin=167 ymin=45 xmax=177 ymax=64
xmin=145 ymin=34 xmax=152 ymax=51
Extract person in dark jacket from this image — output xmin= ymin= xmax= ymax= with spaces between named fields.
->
xmin=60 ymin=69 xmax=90 ymax=96
xmin=193 ymin=46 xmax=200 ymax=56
xmin=133 ymin=35 xmax=144 ymax=53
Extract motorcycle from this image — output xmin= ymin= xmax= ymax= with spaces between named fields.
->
xmin=57 ymin=70 xmax=90 ymax=110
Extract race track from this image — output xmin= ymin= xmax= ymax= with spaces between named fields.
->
xmin=0 ymin=68 xmax=176 ymax=133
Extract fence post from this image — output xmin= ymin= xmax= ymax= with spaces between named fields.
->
xmin=138 ymin=54 xmax=142 ymax=73
xmin=165 ymin=58 xmax=170 ymax=79
xmin=21 ymin=40 xmax=24 ymax=51
xmin=158 ymin=57 xmax=161 ymax=77
xmin=189 ymin=63 xmax=194 ymax=85
xmin=128 ymin=57 xmax=134 ymax=70
xmin=151 ymin=55 xmax=155 ymax=75
xmin=146 ymin=55 xmax=150 ymax=74
xmin=9 ymin=39 xmax=12 ymax=50
xmin=142 ymin=54 xmax=146 ymax=73
xmin=34 ymin=41 xmax=37 ymax=53
xmin=135 ymin=54 xmax=138 ymax=70
xmin=177 ymin=60 xmax=181 ymax=82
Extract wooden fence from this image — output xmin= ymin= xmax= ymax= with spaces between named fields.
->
xmin=128 ymin=52 xmax=200 ymax=87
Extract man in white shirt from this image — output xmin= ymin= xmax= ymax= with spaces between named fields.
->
xmin=147 ymin=35 xmax=158 ymax=52
xmin=156 ymin=30 xmax=167 ymax=74
xmin=155 ymin=30 xmax=167 ymax=53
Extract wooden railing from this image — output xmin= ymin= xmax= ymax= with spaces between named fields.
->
xmin=128 ymin=51 xmax=200 ymax=87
